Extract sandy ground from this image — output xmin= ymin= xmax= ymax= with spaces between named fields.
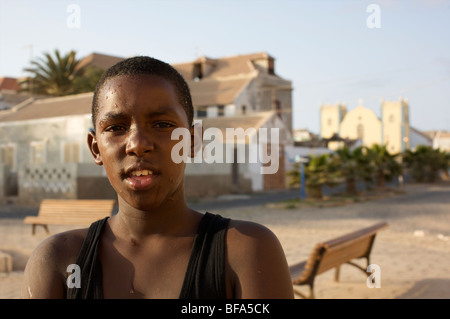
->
xmin=0 ymin=182 xmax=449 ymax=299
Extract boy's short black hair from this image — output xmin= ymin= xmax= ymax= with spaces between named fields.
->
xmin=91 ymin=56 xmax=194 ymax=129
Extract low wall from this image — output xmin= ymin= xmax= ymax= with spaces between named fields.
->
xmin=16 ymin=163 xmax=115 ymax=205
xmin=19 ymin=163 xmax=78 ymax=205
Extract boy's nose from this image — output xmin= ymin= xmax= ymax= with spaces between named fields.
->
xmin=125 ymin=127 xmax=155 ymax=156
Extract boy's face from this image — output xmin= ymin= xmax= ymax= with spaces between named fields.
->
xmin=88 ymin=74 xmax=191 ymax=210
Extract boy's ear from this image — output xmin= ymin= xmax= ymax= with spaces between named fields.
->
xmin=87 ymin=130 xmax=103 ymax=165
xmin=190 ymin=123 xmax=203 ymax=158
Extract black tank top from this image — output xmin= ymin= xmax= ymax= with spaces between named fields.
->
xmin=66 ymin=212 xmax=230 ymax=299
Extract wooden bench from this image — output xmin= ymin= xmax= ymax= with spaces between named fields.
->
xmin=23 ymin=199 xmax=116 ymax=235
xmin=289 ymin=221 xmax=388 ymax=299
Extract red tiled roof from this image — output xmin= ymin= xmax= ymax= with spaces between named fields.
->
xmin=172 ymin=52 xmax=277 ymax=107
xmin=75 ymin=52 xmax=125 ymax=71
xmin=173 ymin=52 xmax=273 ymax=79
xmin=0 ymin=77 xmax=21 ymax=91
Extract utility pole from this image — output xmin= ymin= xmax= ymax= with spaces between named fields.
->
xmin=297 ymin=156 xmax=309 ymax=200
xmin=300 ymin=161 xmax=306 ymax=200
xmin=21 ymin=44 xmax=34 ymax=94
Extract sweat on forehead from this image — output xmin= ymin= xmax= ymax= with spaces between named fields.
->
xmin=91 ymin=56 xmax=194 ymax=130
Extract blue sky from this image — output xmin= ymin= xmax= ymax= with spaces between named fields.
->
xmin=1 ymin=0 xmax=449 ymax=133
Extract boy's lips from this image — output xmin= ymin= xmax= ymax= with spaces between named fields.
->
xmin=123 ymin=167 xmax=159 ymax=190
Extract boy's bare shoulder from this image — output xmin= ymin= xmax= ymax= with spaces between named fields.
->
xmin=22 ymin=227 xmax=89 ymax=298
xmin=33 ymin=227 xmax=88 ymax=264
xmin=226 ymin=219 xmax=281 ymax=251
xmin=224 ymin=218 xmax=294 ymax=298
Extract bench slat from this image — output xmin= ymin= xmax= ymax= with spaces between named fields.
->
xmin=317 ymin=238 xmax=374 ymax=274
xmin=323 ymin=222 xmax=388 ymax=248
xmin=23 ymin=199 xmax=116 ymax=234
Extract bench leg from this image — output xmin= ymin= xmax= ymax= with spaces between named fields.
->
xmin=335 ymin=259 xmax=370 ymax=281
xmin=31 ymin=224 xmax=50 ymax=235
xmin=346 ymin=260 xmax=369 ymax=275
xmin=309 ymin=285 xmax=315 ymax=299
xmin=334 ymin=265 xmax=341 ymax=282
xmin=293 ymin=284 xmax=315 ymax=299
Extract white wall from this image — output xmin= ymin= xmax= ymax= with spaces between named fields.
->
xmin=340 ymin=106 xmax=381 ymax=148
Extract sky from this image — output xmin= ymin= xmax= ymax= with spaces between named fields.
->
xmin=0 ymin=0 xmax=449 ymax=134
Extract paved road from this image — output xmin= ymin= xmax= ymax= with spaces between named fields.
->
xmin=188 ymin=188 xmax=303 ymax=211
xmin=0 ymin=181 xmax=401 ymax=218
xmin=188 ymin=180 xmax=400 ymax=211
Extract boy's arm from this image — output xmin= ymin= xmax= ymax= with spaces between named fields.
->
xmin=226 ymin=220 xmax=295 ymax=299
xmin=21 ymin=232 xmax=81 ymax=299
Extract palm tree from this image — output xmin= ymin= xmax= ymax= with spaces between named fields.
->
xmin=403 ymin=145 xmax=448 ymax=183
xmin=287 ymin=154 xmax=340 ymax=199
xmin=366 ymin=144 xmax=402 ymax=189
xmin=439 ymin=151 xmax=450 ymax=180
xmin=72 ymin=65 xmax=105 ymax=93
xmin=331 ymin=146 xmax=373 ymax=195
xmin=21 ymin=49 xmax=82 ymax=96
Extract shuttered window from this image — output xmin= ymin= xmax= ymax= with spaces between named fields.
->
xmin=0 ymin=144 xmax=16 ymax=171
xmin=63 ymin=141 xmax=80 ymax=163
xmin=30 ymin=141 xmax=46 ymax=165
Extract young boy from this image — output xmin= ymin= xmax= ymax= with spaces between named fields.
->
xmin=21 ymin=56 xmax=294 ymax=299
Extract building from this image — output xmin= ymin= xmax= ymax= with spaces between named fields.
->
xmin=0 ymin=93 xmax=114 ymax=204
xmin=75 ymin=52 xmax=125 ymax=72
xmin=320 ymin=97 xmax=430 ymax=153
xmin=185 ymin=111 xmax=292 ymax=198
xmin=410 ymin=127 xmax=433 ymax=150
xmin=0 ymin=77 xmax=34 ymax=111
xmin=173 ymin=52 xmax=293 ymax=132
xmin=0 ymin=77 xmax=21 ymax=92
xmin=424 ymin=130 xmax=450 ymax=152
xmin=0 ymin=52 xmax=293 ymax=204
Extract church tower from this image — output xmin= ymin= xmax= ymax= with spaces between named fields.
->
xmin=381 ymin=97 xmax=410 ymax=154
xmin=320 ymin=102 xmax=347 ymax=139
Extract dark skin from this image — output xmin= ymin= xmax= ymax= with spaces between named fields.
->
xmin=21 ymin=74 xmax=294 ymax=299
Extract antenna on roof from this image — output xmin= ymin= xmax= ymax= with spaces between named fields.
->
xmin=194 ymin=45 xmax=200 ymax=58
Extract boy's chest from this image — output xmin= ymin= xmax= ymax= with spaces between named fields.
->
xmin=99 ymin=237 xmax=193 ymax=298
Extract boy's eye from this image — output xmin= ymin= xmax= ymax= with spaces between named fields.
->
xmin=105 ymin=125 xmax=127 ymax=132
xmin=154 ymin=122 xmax=175 ymax=129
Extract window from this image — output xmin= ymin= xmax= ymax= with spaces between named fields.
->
xmin=327 ymin=118 xmax=332 ymax=126
xmin=0 ymin=144 xmax=16 ymax=171
xmin=389 ymin=114 xmax=394 ymax=123
xmin=275 ymin=100 xmax=282 ymax=118
xmin=63 ymin=141 xmax=80 ymax=163
xmin=30 ymin=141 xmax=46 ymax=165
xmin=217 ymin=105 xmax=224 ymax=116
xmin=196 ymin=109 xmax=207 ymax=118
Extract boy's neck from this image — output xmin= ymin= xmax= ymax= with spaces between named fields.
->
xmin=109 ymin=197 xmax=200 ymax=241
